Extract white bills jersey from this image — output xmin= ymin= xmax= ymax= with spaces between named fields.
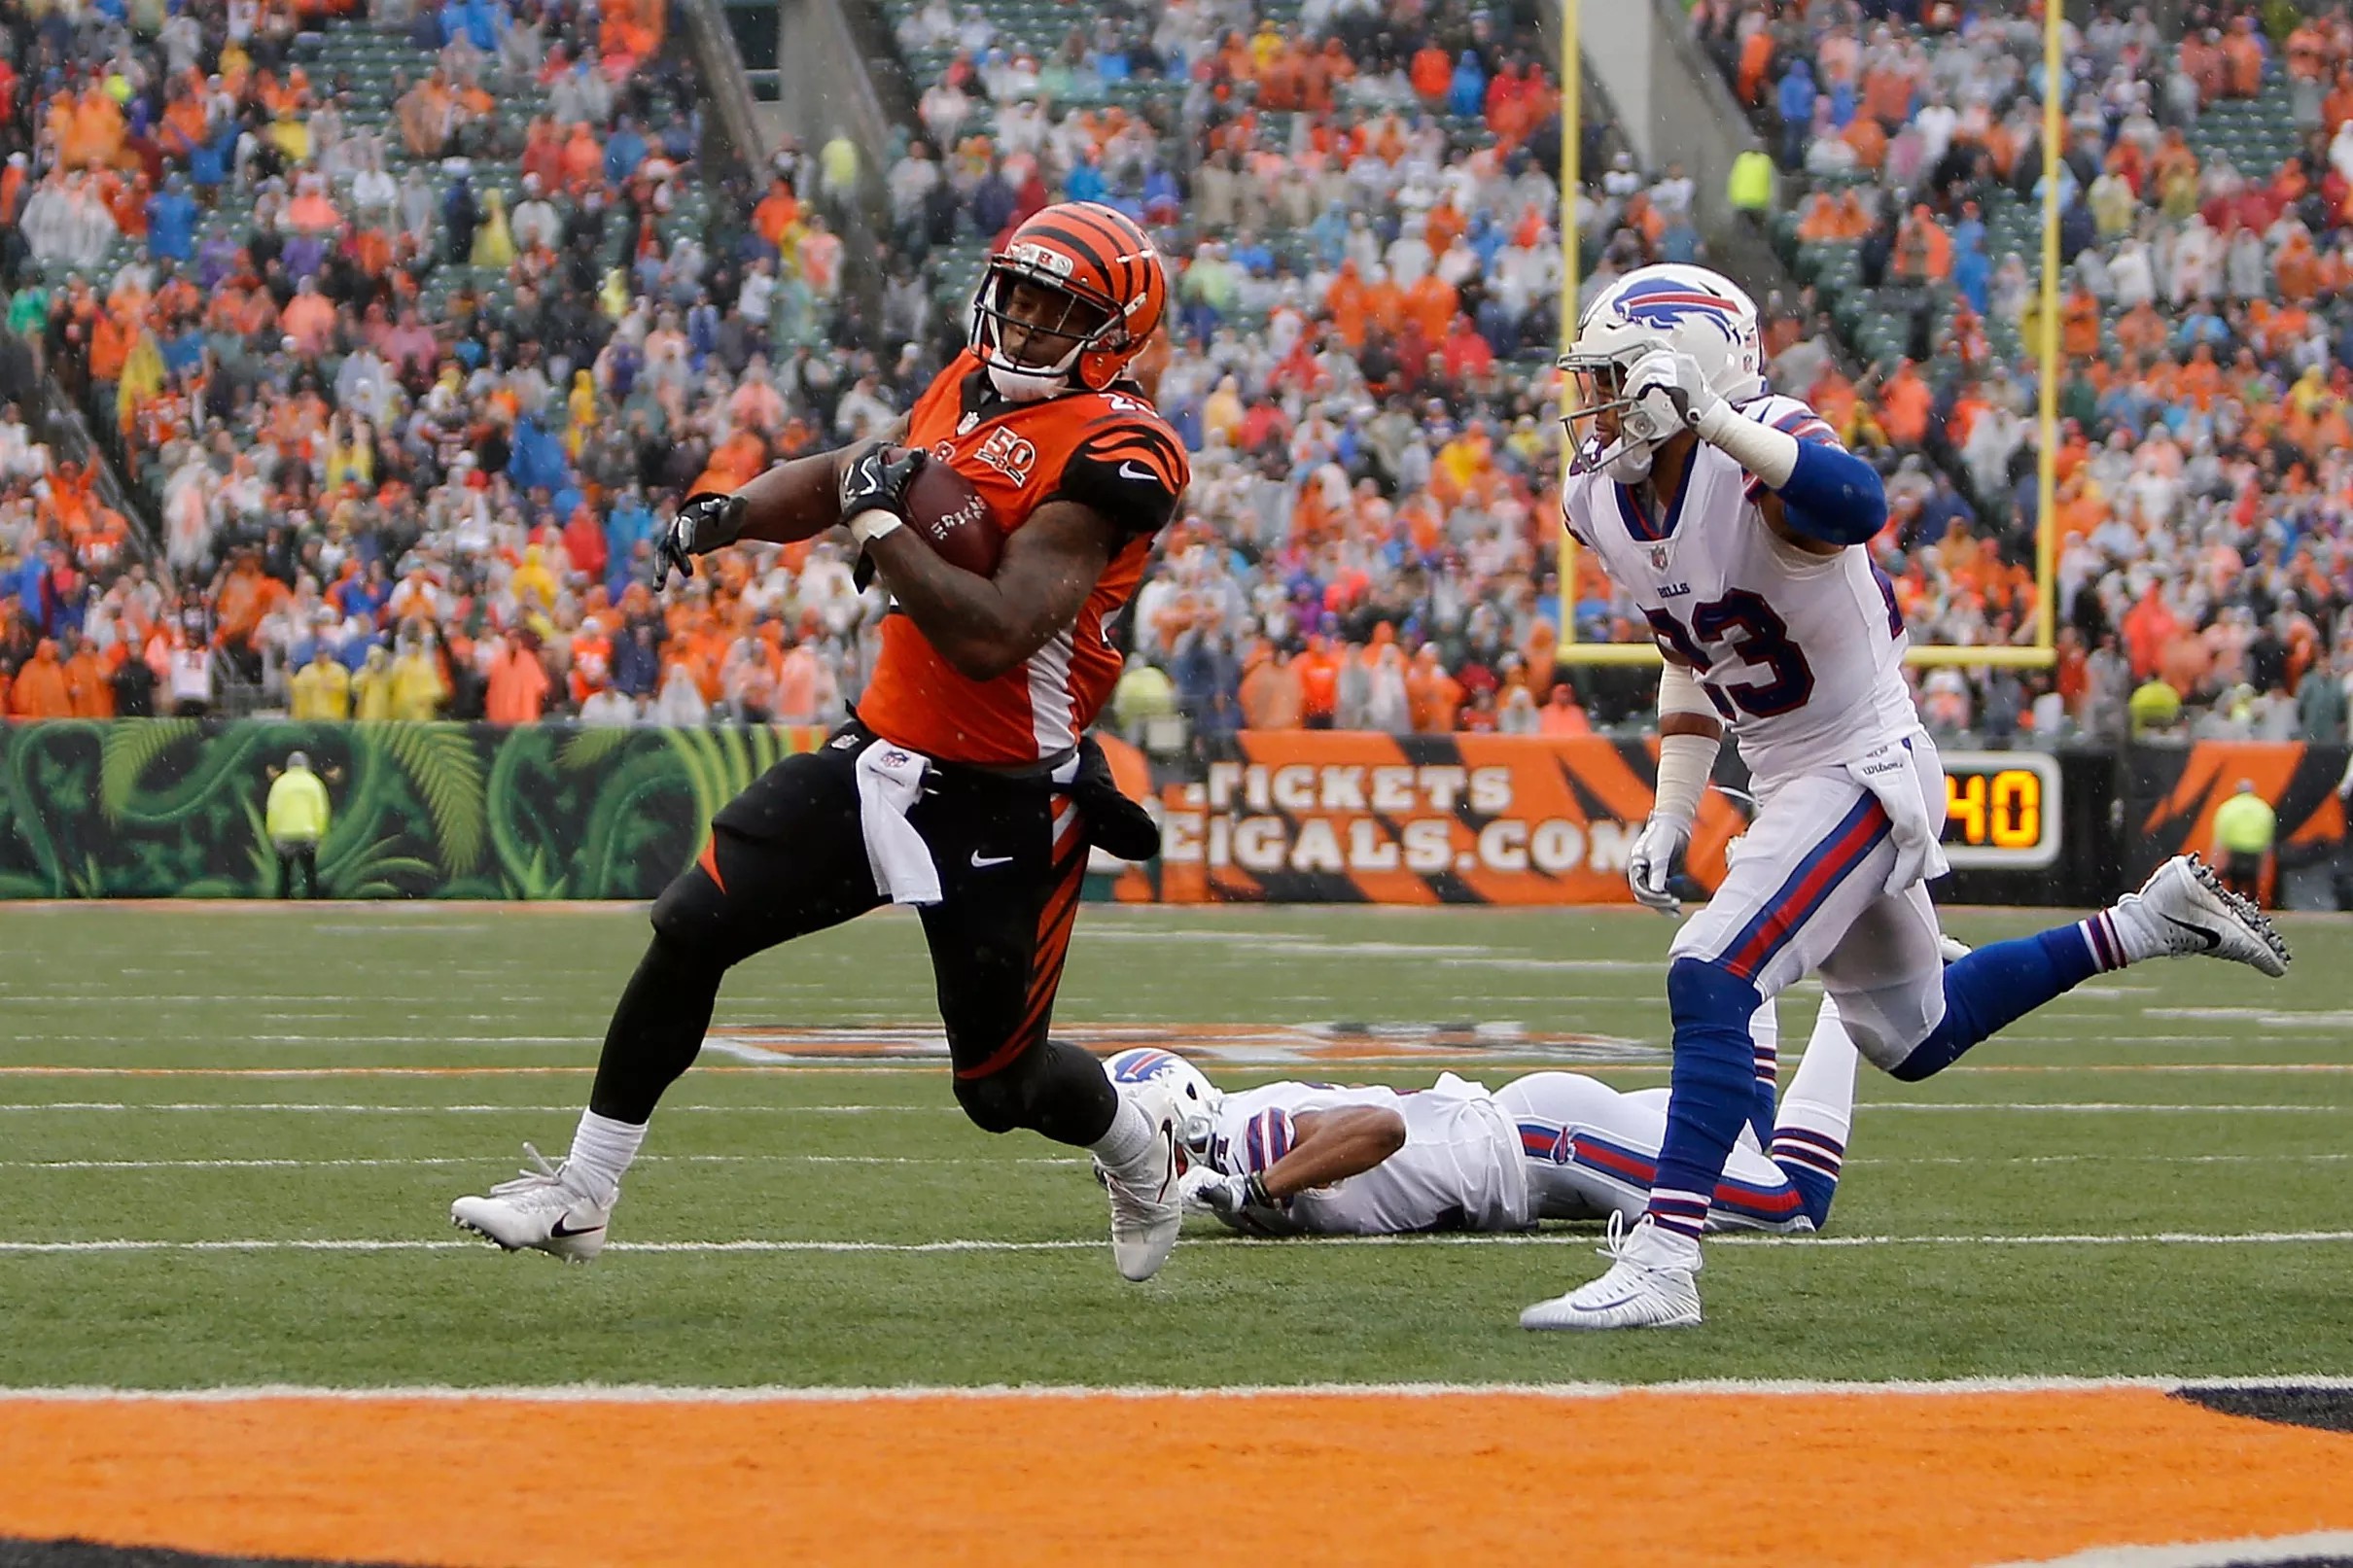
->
xmin=1196 ymin=1073 xmax=1529 ymax=1236
xmin=1563 ymin=395 xmax=1915 ymax=785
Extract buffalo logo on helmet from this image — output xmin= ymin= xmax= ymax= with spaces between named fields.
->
xmin=1611 ymin=276 xmax=1743 ymax=341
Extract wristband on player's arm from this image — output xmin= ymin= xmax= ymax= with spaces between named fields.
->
xmin=1695 ymin=403 xmax=1886 ymax=545
xmin=1652 ymin=664 xmax=1721 ymax=826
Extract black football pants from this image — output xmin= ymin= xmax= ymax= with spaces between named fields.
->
xmin=587 ymin=722 xmax=1116 ymax=1144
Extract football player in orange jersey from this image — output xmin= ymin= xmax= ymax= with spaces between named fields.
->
xmin=452 ymin=203 xmax=1196 ymax=1283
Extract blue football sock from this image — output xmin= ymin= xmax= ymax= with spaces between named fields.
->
xmin=1647 ymin=958 xmax=1766 ymax=1240
xmin=1771 ymin=1151 xmax=1841 ymax=1229
xmin=1889 ymin=926 xmax=2101 ymax=1082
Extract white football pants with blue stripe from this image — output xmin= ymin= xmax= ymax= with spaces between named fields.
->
xmin=1671 ymin=741 xmax=1951 ymax=1070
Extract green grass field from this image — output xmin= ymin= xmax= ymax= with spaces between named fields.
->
xmin=2 ymin=900 xmax=2349 ymax=1390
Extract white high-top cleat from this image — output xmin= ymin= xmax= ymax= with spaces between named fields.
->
xmin=2106 ymin=854 xmax=2291 ymax=978
xmin=450 ymin=1143 xmax=613 ymax=1263
xmin=1521 ymin=1212 xmax=1703 ymax=1331
xmin=1095 ymin=1078 xmax=1182 ymax=1282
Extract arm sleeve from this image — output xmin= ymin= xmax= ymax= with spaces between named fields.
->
xmin=1046 ymin=419 xmax=1189 ymax=538
xmin=1707 ymin=402 xmax=1886 ymax=544
xmin=1232 ymin=1105 xmax=1297 ymax=1174
xmin=1774 ymin=438 xmax=1888 ymax=545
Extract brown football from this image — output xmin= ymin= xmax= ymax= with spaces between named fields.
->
xmin=896 ymin=449 xmax=1002 ymax=577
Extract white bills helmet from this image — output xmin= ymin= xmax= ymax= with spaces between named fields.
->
xmin=1102 ymin=1046 xmax=1223 ymax=1158
xmin=1560 ymin=263 xmax=1765 ymax=483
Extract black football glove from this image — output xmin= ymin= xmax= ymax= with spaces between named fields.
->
xmin=653 ymin=492 xmax=747 ymax=591
xmin=842 ymin=444 xmax=926 ymax=593
xmin=1070 ymin=732 xmax=1161 ymax=861
xmin=838 ymin=442 xmax=926 ymax=526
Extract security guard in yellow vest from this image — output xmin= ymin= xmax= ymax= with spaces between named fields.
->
xmin=2212 ymin=779 xmax=2276 ymax=906
xmin=264 ymin=750 xmax=333 ymax=898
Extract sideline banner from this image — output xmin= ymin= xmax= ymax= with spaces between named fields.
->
xmin=2121 ymin=741 xmax=2348 ymax=885
xmin=0 ymin=718 xmax=826 ymax=899
xmin=1141 ymin=732 xmax=1747 ymax=905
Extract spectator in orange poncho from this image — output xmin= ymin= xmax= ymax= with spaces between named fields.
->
xmin=1737 ymin=27 xmax=1774 ymax=105
xmin=63 ymin=634 xmax=113 ymax=717
xmin=559 ymin=122 xmax=603 ymax=193
xmin=752 ymin=177 xmax=799 ymax=248
xmin=2276 ymin=228 xmax=2322 ymax=302
xmin=1404 ymin=269 xmax=1457 ymax=342
xmin=1405 ymin=645 xmax=1461 ymax=733
xmin=1879 ymin=360 xmax=1933 ymax=449
xmin=1323 ymin=260 xmax=1369 ymax=348
xmin=484 ymin=632 xmax=552 ymax=723
xmin=602 ymin=0 xmax=665 ymax=60
xmin=1237 ymin=643 xmax=1304 ymax=730
xmin=9 ymin=641 xmax=72 ymax=718
xmin=1410 ymin=44 xmax=1452 ymax=102
xmin=2223 ymin=17 xmax=2265 ymax=97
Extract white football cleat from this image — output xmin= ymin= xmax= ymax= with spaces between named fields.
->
xmin=450 ymin=1144 xmax=612 ymax=1263
xmin=1096 ymin=1079 xmax=1182 ymax=1282
xmin=1521 ymin=1213 xmax=1703 ymax=1331
xmin=2106 ymin=854 xmax=2291 ymax=978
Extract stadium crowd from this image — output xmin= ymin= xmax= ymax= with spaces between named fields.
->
xmin=1696 ymin=0 xmax=2353 ymax=744
xmin=4 ymin=0 xmax=2347 ymax=748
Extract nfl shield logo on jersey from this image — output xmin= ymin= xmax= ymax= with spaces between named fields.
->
xmin=1649 ymin=543 xmax=1672 ymax=573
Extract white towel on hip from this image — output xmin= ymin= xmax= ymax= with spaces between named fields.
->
xmin=853 ymin=739 xmax=942 ymax=907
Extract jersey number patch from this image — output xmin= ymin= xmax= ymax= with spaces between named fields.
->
xmin=1643 ymin=589 xmax=1815 ymax=719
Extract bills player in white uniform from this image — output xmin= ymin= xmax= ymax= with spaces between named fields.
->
xmin=1522 ymin=263 xmax=2292 ymax=1332
xmin=1100 ymin=996 xmax=1860 ymax=1240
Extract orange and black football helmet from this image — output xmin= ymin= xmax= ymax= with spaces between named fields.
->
xmin=968 ymin=201 xmax=1168 ymax=401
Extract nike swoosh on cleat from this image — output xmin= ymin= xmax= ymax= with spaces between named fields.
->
xmin=2160 ymin=913 xmax=2224 ymax=953
xmin=970 ymin=852 xmax=1013 ymax=868
xmin=549 ymin=1218 xmax=604 ymax=1239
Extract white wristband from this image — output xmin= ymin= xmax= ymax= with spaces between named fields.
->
xmin=1652 ymin=731 xmax=1718 ymax=828
xmin=1652 ymin=664 xmax=1721 ymax=826
xmin=1695 ymin=401 xmax=1800 ymax=489
xmin=847 ymin=508 xmax=903 ymax=546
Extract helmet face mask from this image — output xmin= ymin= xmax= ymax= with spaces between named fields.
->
xmin=1560 ymin=342 xmax=1661 ymax=482
xmin=1558 ymin=263 xmax=1765 ymax=483
xmin=968 ymin=202 xmax=1166 ymax=401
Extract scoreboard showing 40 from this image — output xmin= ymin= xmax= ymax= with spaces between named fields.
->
xmin=1938 ymin=750 xmax=2062 ymax=870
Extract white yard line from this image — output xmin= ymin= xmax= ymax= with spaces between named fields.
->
xmin=2 ymin=1231 xmax=2347 ymax=1255
xmin=0 ymin=1155 xmax=1083 ymax=1170
xmin=0 ymin=1102 xmax=948 ymax=1113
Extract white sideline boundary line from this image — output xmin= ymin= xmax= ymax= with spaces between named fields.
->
xmin=1 ymin=1100 xmax=2343 ymax=1115
xmin=4 ymin=1231 xmax=2350 ymax=1254
xmin=0 ymin=1102 xmax=941 ymax=1114
xmin=0 ymin=1155 xmax=1088 ymax=1170
xmin=10 ymin=1152 xmax=2346 ymax=1173
xmin=1988 ymin=1533 xmax=2353 ymax=1568
xmin=0 ymin=1374 xmax=2349 ymax=1403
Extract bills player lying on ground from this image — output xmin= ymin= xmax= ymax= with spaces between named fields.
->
xmin=452 ymin=202 xmax=1199 ymax=1282
xmin=1104 ymin=988 xmax=1859 ymax=1239
xmin=1522 ymin=262 xmax=2292 ymax=1332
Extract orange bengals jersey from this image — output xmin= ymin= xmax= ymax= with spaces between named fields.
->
xmin=857 ymin=349 xmax=1189 ymax=766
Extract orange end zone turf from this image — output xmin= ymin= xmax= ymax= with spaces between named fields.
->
xmin=2 ymin=1388 xmax=2349 ymax=1567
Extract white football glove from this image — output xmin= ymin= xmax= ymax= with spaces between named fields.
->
xmin=1845 ymin=740 xmax=1951 ymax=895
xmin=1623 ymin=349 xmax=1722 ymax=443
xmin=1627 ymin=814 xmax=1692 ymax=915
xmin=1179 ymin=1167 xmax=1276 ymax=1220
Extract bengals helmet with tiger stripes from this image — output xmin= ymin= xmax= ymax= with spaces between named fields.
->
xmin=969 ymin=201 xmax=1169 ymax=402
